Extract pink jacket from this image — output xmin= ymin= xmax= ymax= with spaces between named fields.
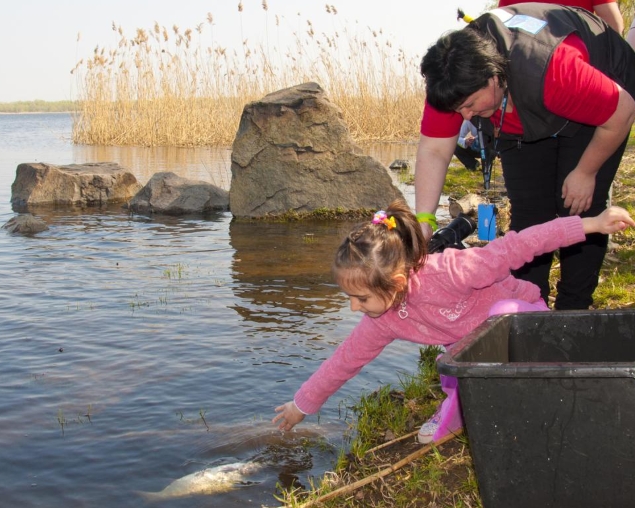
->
xmin=294 ymin=215 xmax=586 ymax=414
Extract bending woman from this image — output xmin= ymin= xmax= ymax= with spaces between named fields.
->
xmin=415 ymin=4 xmax=635 ymax=309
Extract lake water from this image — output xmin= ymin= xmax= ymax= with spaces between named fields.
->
xmin=0 ymin=113 xmax=423 ymax=507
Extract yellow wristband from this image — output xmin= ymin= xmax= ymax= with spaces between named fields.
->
xmin=416 ymin=212 xmax=438 ymax=231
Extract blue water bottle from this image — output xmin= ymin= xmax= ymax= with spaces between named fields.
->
xmin=477 ymin=204 xmax=497 ymax=241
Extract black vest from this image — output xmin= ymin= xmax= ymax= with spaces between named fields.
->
xmin=471 ymin=3 xmax=635 ymax=143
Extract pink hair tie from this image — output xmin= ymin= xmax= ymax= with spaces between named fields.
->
xmin=372 ymin=210 xmax=396 ymax=230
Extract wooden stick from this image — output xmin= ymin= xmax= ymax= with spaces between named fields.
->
xmin=289 ymin=429 xmax=463 ymax=508
xmin=364 ymin=429 xmax=419 ymax=455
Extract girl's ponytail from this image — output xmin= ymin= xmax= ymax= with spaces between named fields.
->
xmin=385 ymin=199 xmax=427 ymax=274
xmin=333 ymin=199 xmax=427 ymax=308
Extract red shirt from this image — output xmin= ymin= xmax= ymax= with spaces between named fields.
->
xmin=420 ymin=34 xmax=619 ymax=138
xmin=498 ymin=0 xmax=615 ymax=9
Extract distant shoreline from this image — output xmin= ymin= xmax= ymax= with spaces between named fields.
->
xmin=0 ymin=111 xmax=73 ymax=115
xmin=0 ymin=100 xmax=77 ymax=114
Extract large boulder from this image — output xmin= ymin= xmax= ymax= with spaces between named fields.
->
xmin=127 ymin=172 xmax=229 ymax=216
xmin=229 ymin=82 xmax=403 ymax=218
xmin=11 ymin=162 xmax=142 ymax=209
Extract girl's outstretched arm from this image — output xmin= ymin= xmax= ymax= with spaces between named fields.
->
xmin=582 ymin=206 xmax=635 ymax=234
xmin=272 ymin=401 xmax=305 ymax=431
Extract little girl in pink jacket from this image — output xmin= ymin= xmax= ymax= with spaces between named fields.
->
xmin=273 ymin=199 xmax=634 ymax=443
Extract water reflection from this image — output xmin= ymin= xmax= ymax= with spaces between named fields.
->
xmin=228 ymin=218 xmax=357 ymax=352
xmin=72 ymin=143 xmax=233 ymax=189
xmin=230 ymin=219 xmax=351 ymax=302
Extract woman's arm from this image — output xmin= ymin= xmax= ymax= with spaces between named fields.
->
xmin=594 ymin=2 xmax=624 ymax=34
xmin=562 ymin=85 xmax=635 ymax=215
xmin=543 ymin=36 xmax=635 ymax=215
xmin=414 ymin=134 xmax=458 ymax=239
xmin=627 ymin=18 xmax=635 ymax=49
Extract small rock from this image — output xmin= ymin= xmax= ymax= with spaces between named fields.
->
xmin=2 ymin=214 xmax=49 ymax=235
xmin=127 ymin=172 xmax=228 ymax=216
xmin=389 ymin=159 xmax=411 ymax=171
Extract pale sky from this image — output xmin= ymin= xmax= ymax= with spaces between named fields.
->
xmin=2 ymin=0 xmax=491 ymax=102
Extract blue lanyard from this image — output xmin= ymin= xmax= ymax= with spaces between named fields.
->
xmin=478 ymin=89 xmax=508 ymax=190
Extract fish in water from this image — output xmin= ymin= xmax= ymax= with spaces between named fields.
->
xmin=137 ymin=461 xmax=264 ymax=501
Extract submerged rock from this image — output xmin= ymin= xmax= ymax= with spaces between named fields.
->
xmin=2 ymin=214 xmax=48 ymax=235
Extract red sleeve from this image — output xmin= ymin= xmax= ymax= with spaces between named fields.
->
xmin=498 ymin=0 xmax=599 ymax=8
xmin=544 ymin=34 xmax=618 ymax=125
xmin=420 ymin=101 xmax=464 ymax=137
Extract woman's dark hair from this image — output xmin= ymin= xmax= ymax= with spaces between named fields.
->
xmin=333 ymin=199 xmax=426 ymax=307
xmin=420 ymin=27 xmax=508 ymax=112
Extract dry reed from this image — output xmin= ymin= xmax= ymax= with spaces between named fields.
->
xmin=71 ymin=3 xmax=425 ymax=147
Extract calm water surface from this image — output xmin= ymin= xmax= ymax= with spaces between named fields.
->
xmin=0 ymin=113 xmax=421 ymax=507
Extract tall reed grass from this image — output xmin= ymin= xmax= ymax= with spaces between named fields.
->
xmin=71 ymin=3 xmax=425 ymax=147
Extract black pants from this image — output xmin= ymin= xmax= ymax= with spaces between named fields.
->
xmin=454 ymin=145 xmax=480 ymax=170
xmin=500 ymin=125 xmax=628 ymax=310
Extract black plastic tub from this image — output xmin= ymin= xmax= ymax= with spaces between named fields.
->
xmin=437 ymin=310 xmax=635 ymax=508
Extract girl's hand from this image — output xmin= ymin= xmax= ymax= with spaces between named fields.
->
xmin=272 ymin=401 xmax=305 ymax=431
xmin=582 ymin=206 xmax=635 ymax=235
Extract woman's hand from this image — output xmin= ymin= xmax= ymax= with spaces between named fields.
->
xmin=564 ymin=85 xmax=635 ymax=216
xmin=272 ymin=401 xmax=305 ymax=431
xmin=562 ymin=169 xmax=596 ymax=216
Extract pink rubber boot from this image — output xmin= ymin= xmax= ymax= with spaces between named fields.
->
xmin=418 ymin=372 xmax=463 ymax=444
